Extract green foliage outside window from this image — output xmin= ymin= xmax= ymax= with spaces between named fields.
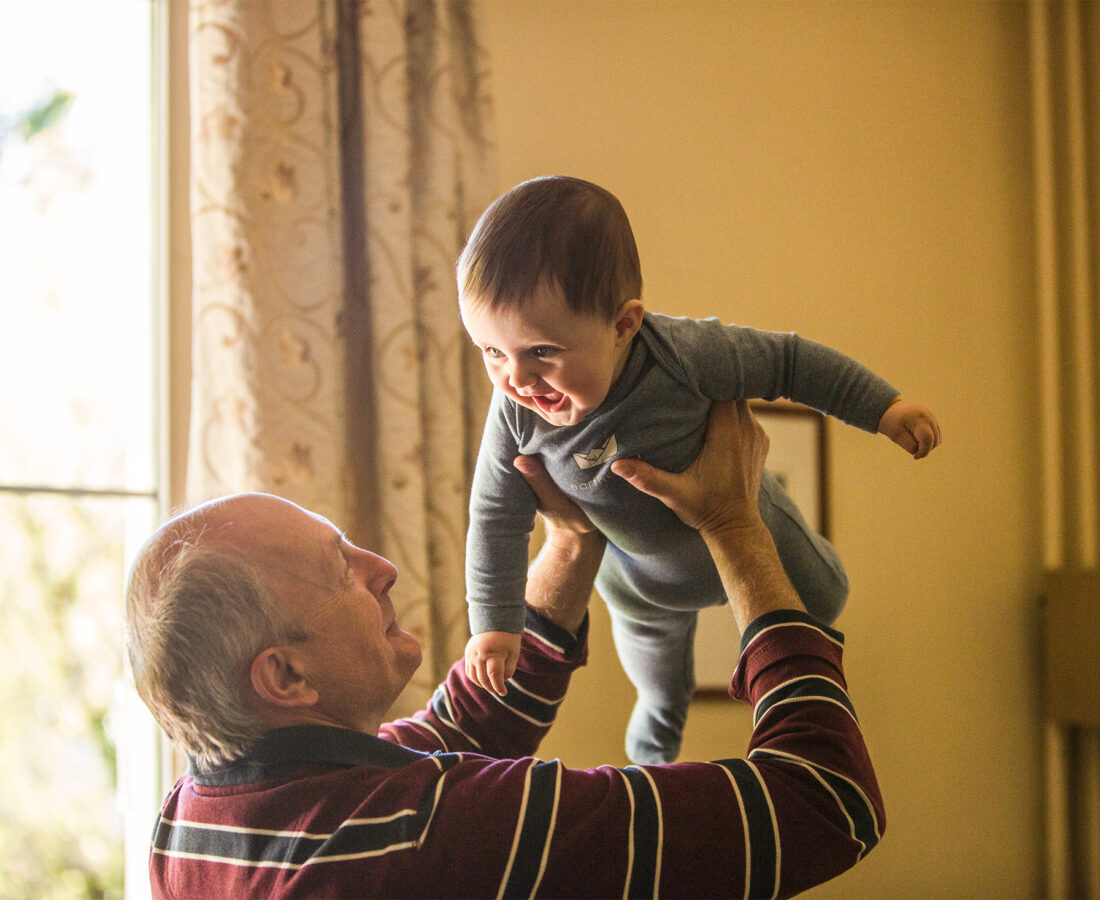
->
xmin=0 ymin=497 xmax=125 ymax=899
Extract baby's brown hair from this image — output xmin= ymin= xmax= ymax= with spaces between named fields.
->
xmin=458 ymin=176 xmax=642 ymax=321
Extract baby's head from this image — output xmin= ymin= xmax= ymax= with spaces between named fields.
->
xmin=458 ymin=177 xmax=645 ymax=427
xmin=457 ymin=175 xmax=642 ymax=322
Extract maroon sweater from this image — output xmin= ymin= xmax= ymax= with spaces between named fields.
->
xmin=149 ymin=608 xmax=883 ymax=898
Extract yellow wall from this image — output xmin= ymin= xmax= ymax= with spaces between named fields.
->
xmin=481 ymin=1 xmax=1043 ymax=897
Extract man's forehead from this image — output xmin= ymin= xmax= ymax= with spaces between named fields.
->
xmin=198 ymin=495 xmax=344 ymax=595
xmin=198 ymin=492 xmax=317 ymax=529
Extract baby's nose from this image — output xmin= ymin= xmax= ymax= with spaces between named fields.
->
xmin=508 ymin=360 xmax=537 ymax=388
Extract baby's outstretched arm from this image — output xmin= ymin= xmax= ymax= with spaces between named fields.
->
xmin=878 ymin=397 xmax=942 ymax=459
xmin=465 ymin=631 xmax=522 ymax=696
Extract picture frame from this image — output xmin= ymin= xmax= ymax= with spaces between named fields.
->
xmin=692 ymin=400 xmax=830 ymax=697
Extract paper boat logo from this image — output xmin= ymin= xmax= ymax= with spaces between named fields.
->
xmin=573 ymin=434 xmax=618 ymax=470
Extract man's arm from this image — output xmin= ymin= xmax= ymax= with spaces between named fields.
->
xmin=380 ymin=402 xmax=883 ymax=898
xmin=380 ymin=455 xmax=603 ymax=758
xmin=514 ymin=454 xmax=606 ymax=635
xmin=463 ymin=454 xmax=606 ymax=695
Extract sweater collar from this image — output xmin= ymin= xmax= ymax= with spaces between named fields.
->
xmin=189 ymin=724 xmax=426 ymax=786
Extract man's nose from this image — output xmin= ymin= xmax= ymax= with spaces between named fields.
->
xmin=370 ymin=553 xmax=398 ymax=589
xmin=352 ymin=548 xmax=398 ymax=592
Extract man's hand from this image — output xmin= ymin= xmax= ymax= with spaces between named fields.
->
xmin=878 ymin=397 xmax=942 ymax=459
xmin=610 ymin=399 xmax=769 ymax=537
xmin=612 ymin=400 xmax=803 ymax=633
xmin=514 ymin=454 xmax=597 ymax=540
xmin=465 ymin=631 xmax=522 ymax=696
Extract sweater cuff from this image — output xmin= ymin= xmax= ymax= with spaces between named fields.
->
xmin=731 ymin=609 xmax=845 ymax=704
xmin=523 ymin=606 xmax=589 ymax=663
xmin=739 ymin=608 xmax=844 ymax=655
xmin=469 ymin=603 xmax=528 ymax=636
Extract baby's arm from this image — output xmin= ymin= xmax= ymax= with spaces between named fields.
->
xmin=465 ymin=631 xmax=522 ymax=696
xmin=684 ymin=321 xmax=939 ymax=451
xmin=878 ymin=397 xmax=943 ymax=459
xmin=465 ymin=391 xmax=540 ymax=687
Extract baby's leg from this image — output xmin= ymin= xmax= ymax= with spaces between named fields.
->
xmin=758 ymin=468 xmax=848 ymax=625
xmin=606 ymin=606 xmax=698 ymax=765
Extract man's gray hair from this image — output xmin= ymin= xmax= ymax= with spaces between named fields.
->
xmin=124 ymin=512 xmax=298 ymax=771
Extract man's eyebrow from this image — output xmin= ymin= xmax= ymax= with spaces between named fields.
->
xmin=335 ymin=530 xmax=355 ymax=567
xmin=332 ymin=529 xmax=349 ymax=557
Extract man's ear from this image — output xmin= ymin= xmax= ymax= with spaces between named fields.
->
xmin=613 ymin=299 xmax=644 ymax=345
xmin=250 ymin=647 xmax=319 ymax=708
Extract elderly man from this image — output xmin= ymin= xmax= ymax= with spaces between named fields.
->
xmin=125 ymin=400 xmax=883 ymax=899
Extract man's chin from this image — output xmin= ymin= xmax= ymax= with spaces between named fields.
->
xmin=399 ymin=635 xmax=424 ymax=673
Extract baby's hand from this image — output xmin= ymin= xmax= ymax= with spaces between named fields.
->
xmin=465 ymin=631 xmax=522 ymax=696
xmin=878 ymin=397 xmax=942 ymax=459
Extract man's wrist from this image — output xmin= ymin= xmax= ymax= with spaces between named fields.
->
xmin=524 ymin=529 xmax=605 ymax=635
xmin=542 ymin=524 xmax=605 ymax=559
xmin=702 ymin=519 xmax=805 ymax=633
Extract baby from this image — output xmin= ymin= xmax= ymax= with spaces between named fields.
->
xmin=459 ymin=175 xmax=940 ymax=764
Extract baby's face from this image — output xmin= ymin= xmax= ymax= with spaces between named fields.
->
xmin=460 ymin=282 xmax=636 ymax=427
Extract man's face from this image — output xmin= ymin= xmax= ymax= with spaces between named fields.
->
xmin=212 ymin=494 xmax=422 ymax=733
xmin=460 ymin=281 xmax=634 ymax=427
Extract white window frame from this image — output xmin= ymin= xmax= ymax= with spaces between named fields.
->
xmin=120 ymin=3 xmax=192 ymax=897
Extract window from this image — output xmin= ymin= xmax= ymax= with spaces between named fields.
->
xmin=0 ymin=3 xmax=165 ymax=897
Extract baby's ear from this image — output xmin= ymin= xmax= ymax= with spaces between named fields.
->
xmin=613 ymin=299 xmax=645 ymax=344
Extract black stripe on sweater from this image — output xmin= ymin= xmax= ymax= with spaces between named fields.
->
xmin=716 ymin=759 xmax=777 ymax=900
xmin=155 ymin=756 xmax=463 ymax=869
xmin=621 ymin=766 xmax=661 ymax=899
xmin=153 ymin=811 xmax=415 ymax=867
xmin=753 ymin=675 xmax=856 ymax=727
xmin=501 ymin=760 xmax=561 ymax=898
xmin=496 ymin=682 xmax=561 ymax=726
xmin=751 ymin=748 xmax=880 ymax=860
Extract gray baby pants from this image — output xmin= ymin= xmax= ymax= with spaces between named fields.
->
xmin=599 ymin=469 xmax=848 ymax=765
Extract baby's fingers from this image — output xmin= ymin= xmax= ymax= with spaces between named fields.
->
xmin=911 ymin=428 xmax=932 ymax=458
xmin=485 ymin=657 xmax=509 ymax=696
xmin=467 ymin=659 xmax=489 ymax=694
xmin=892 ymin=429 xmax=919 ymax=456
xmin=910 ymin=417 xmax=942 ymax=459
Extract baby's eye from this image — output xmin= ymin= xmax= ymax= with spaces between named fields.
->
xmin=483 ymin=346 xmax=503 ymax=359
xmin=531 ymin=346 xmax=558 ymax=359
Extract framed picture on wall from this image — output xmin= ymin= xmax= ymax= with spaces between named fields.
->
xmin=693 ymin=400 xmax=829 ymax=697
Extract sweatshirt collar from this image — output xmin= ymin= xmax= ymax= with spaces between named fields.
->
xmin=189 ymin=724 xmax=426 ymax=786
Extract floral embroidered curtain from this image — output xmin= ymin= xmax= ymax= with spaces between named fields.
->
xmin=187 ymin=0 xmax=495 ymax=710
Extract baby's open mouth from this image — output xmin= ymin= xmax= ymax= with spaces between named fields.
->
xmin=529 ymin=391 xmax=566 ymax=414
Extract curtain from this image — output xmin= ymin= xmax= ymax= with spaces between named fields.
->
xmin=187 ymin=0 xmax=496 ymax=710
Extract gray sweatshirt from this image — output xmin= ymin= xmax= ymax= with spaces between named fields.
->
xmin=466 ymin=312 xmax=898 ymax=635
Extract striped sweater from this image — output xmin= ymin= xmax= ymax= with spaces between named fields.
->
xmin=149 ymin=608 xmax=884 ymax=899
